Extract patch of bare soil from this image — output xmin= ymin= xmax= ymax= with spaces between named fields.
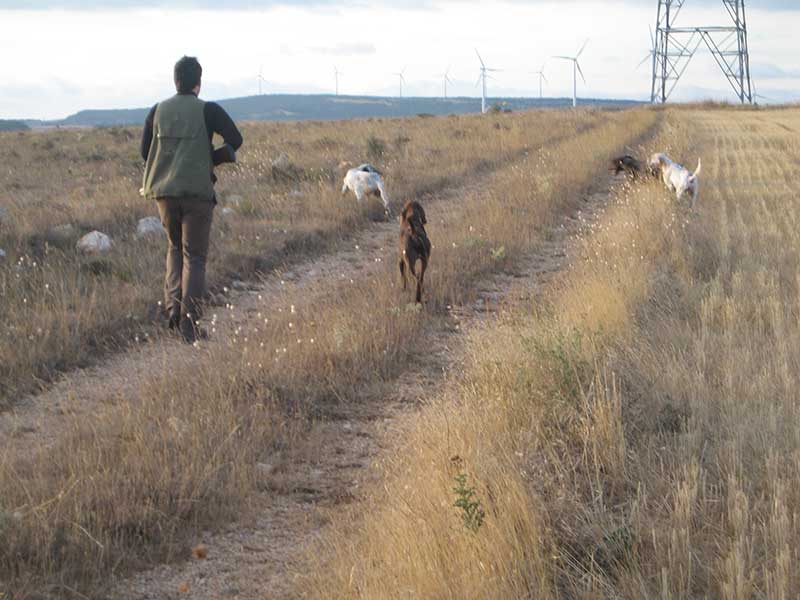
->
xmin=105 ymin=174 xmax=626 ymax=600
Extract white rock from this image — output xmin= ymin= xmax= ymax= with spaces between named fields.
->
xmin=0 ymin=249 xmax=6 ymax=260
xmin=136 ymin=216 xmax=164 ymax=238
xmin=220 ymin=207 xmax=234 ymax=217
xmin=226 ymin=195 xmax=243 ymax=207
xmin=289 ymin=189 xmax=304 ymax=199
xmin=271 ymin=153 xmax=291 ymax=170
xmin=76 ymin=231 xmax=112 ymax=254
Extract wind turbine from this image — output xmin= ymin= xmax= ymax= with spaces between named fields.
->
xmin=334 ymin=66 xmax=343 ymax=96
xmin=554 ymin=39 xmax=589 ymax=108
xmin=752 ymin=82 xmax=774 ymax=105
xmin=393 ymin=68 xmax=407 ymax=98
xmin=440 ymin=67 xmax=455 ymax=100
xmin=637 ymin=27 xmax=657 ymax=71
xmin=637 ymin=28 xmax=658 ymax=102
xmin=532 ymin=62 xmax=548 ymax=100
xmin=475 ymin=49 xmax=501 ymax=114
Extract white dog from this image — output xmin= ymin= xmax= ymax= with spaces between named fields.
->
xmin=340 ymin=163 xmax=391 ymax=217
xmin=648 ymin=153 xmax=702 ymax=208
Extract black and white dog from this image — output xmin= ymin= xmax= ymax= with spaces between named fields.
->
xmin=648 ymin=153 xmax=703 ymax=208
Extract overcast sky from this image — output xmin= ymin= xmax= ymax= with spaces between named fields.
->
xmin=0 ymin=0 xmax=797 ymax=119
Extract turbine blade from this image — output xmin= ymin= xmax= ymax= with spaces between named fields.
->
xmin=553 ymin=56 xmax=574 ymax=61
xmin=637 ymin=54 xmax=651 ymax=69
xmin=475 ymin=48 xmax=486 ymax=68
xmin=649 ymin=25 xmax=655 ymax=48
xmin=576 ymin=61 xmax=586 ymax=84
xmin=577 ymin=38 xmax=590 ymax=58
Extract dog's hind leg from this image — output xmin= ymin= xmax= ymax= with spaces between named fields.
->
xmin=415 ymin=257 xmax=428 ymax=304
xmin=407 ymin=258 xmax=420 ymax=301
xmin=377 ymin=181 xmax=391 ymax=218
xmin=399 ymin=258 xmax=407 ymax=290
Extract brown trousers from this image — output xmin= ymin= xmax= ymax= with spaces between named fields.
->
xmin=156 ymin=197 xmax=214 ymax=336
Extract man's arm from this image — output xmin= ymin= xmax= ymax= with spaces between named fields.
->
xmin=204 ymin=102 xmax=243 ymax=151
xmin=140 ymin=104 xmax=157 ymax=161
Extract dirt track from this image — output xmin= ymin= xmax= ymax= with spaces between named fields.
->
xmin=101 ymin=169 xmax=625 ymax=599
xmin=0 ymin=110 xmax=641 ymax=597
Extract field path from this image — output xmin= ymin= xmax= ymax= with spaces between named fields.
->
xmin=0 ymin=158 xmax=514 ymax=450
xmin=0 ymin=117 xmax=597 ymax=452
xmin=104 ymin=166 xmax=628 ymax=599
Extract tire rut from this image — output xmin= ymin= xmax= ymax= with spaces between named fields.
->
xmin=106 ymin=168 xmax=628 ymax=600
xmin=0 ymin=122 xmax=597 ymax=452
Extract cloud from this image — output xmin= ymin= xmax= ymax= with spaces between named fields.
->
xmin=310 ymin=43 xmax=376 ymax=56
xmin=752 ymin=63 xmax=800 ymax=80
xmin=0 ymin=1 xmax=797 ymax=119
xmin=1 ymin=0 xmax=797 ymax=9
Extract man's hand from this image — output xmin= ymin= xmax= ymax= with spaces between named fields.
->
xmin=212 ymin=143 xmax=237 ymax=167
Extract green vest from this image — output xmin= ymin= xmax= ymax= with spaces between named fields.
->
xmin=142 ymin=94 xmax=214 ymax=202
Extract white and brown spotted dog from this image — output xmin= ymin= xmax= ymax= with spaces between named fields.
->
xmin=648 ymin=153 xmax=702 ymax=209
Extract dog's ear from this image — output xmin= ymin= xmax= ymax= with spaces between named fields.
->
xmin=418 ymin=204 xmax=427 ymax=225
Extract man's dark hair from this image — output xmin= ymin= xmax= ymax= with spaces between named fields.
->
xmin=174 ymin=56 xmax=202 ymax=94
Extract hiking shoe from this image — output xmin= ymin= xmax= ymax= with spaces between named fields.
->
xmin=180 ymin=319 xmax=209 ymax=345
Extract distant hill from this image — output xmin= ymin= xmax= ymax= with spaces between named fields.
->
xmin=32 ymin=94 xmax=642 ymax=128
xmin=0 ymin=119 xmax=30 ymax=132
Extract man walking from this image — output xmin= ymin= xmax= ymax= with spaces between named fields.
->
xmin=141 ymin=56 xmax=243 ymax=343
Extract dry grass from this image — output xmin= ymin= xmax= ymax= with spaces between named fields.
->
xmin=0 ymin=108 xmax=656 ymax=597
xmin=0 ymin=110 xmax=605 ymax=403
xmin=305 ymin=107 xmax=800 ymax=599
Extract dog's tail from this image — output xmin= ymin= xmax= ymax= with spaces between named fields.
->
xmin=691 ymin=158 xmax=702 ymax=180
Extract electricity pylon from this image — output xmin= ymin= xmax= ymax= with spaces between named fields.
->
xmin=651 ymin=0 xmax=753 ymax=104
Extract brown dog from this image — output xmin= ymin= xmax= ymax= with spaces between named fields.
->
xmin=399 ymin=201 xmax=431 ymax=304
